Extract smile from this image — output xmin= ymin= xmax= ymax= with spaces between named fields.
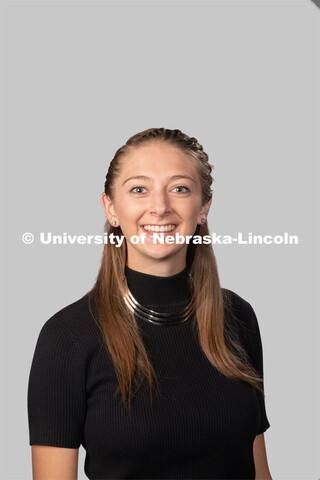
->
xmin=143 ymin=224 xmax=176 ymax=233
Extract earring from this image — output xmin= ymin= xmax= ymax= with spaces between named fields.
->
xmin=201 ymin=217 xmax=206 ymax=224
xmin=112 ymin=220 xmax=116 ymax=226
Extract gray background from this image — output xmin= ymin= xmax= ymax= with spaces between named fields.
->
xmin=1 ymin=0 xmax=319 ymax=478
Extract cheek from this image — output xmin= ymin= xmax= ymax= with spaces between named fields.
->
xmin=116 ymin=204 xmax=144 ymax=236
xmin=182 ymin=199 xmax=202 ymax=218
xmin=116 ymin=200 xmax=142 ymax=220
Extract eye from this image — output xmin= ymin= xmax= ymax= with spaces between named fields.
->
xmin=130 ymin=186 xmax=146 ymax=194
xmin=173 ymin=185 xmax=190 ymax=193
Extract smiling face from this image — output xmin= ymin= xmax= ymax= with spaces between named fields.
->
xmin=101 ymin=141 xmax=212 ymax=276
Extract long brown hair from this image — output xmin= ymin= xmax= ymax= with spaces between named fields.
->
xmin=87 ymin=127 xmax=264 ymax=412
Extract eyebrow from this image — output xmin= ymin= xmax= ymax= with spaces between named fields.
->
xmin=122 ymin=175 xmax=197 ymax=187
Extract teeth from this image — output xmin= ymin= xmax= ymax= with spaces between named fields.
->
xmin=143 ymin=224 xmax=176 ymax=232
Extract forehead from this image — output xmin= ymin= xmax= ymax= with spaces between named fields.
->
xmin=118 ymin=142 xmax=199 ymax=177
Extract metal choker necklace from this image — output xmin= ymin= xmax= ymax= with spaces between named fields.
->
xmin=123 ymin=287 xmax=195 ymax=326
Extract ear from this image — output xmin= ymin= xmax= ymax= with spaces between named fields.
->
xmin=197 ymin=197 xmax=212 ymax=224
xmin=101 ymin=193 xmax=117 ymax=223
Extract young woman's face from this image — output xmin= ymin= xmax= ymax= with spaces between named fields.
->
xmin=102 ymin=141 xmax=212 ymax=275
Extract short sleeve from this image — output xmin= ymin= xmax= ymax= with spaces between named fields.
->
xmin=27 ymin=315 xmax=87 ymax=448
xmin=245 ymin=303 xmax=271 ymax=435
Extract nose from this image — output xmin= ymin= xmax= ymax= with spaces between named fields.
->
xmin=149 ymin=189 xmax=171 ymax=216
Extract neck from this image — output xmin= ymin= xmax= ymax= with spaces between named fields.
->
xmin=126 ymin=255 xmax=187 ymax=278
xmin=124 ymin=263 xmax=192 ymax=308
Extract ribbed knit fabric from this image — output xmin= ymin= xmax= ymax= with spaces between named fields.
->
xmin=27 ymin=265 xmax=270 ymax=480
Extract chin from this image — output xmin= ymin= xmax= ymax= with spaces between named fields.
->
xmin=144 ymin=247 xmax=184 ymax=261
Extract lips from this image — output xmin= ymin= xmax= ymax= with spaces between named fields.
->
xmin=140 ymin=224 xmax=178 ymax=236
xmin=143 ymin=224 xmax=176 ymax=233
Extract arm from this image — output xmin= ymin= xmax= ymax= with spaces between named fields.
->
xmin=242 ymin=302 xmax=271 ymax=478
xmin=253 ymin=433 xmax=272 ymax=479
xmin=31 ymin=445 xmax=79 ymax=480
xmin=28 ymin=317 xmax=87 ymax=478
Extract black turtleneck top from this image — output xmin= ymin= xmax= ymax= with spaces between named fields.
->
xmin=27 ymin=265 xmax=270 ymax=479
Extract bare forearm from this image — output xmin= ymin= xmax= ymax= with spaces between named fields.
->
xmin=253 ymin=433 xmax=272 ymax=479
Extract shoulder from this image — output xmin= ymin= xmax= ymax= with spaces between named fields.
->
xmin=40 ymin=293 xmax=93 ymax=334
xmin=222 ymin=287 xmax=255 ymax=318
xmin=221 ymin=287 xmax=260 ymax=340
xmin=35 ymin=292 xmax=102 ymax=359
xmin=46 ymin=291 xmax=95 ymax=325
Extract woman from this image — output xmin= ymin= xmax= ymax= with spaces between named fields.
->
xmin=28 ymin=127 xmax=272 ymax=479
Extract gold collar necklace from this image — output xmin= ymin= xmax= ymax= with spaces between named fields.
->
xmin=123 ymin=287 xmax=195 ymax=326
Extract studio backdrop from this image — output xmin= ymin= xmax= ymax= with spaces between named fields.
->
xmin=1 ymin=0 xmax=318 ymax=479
